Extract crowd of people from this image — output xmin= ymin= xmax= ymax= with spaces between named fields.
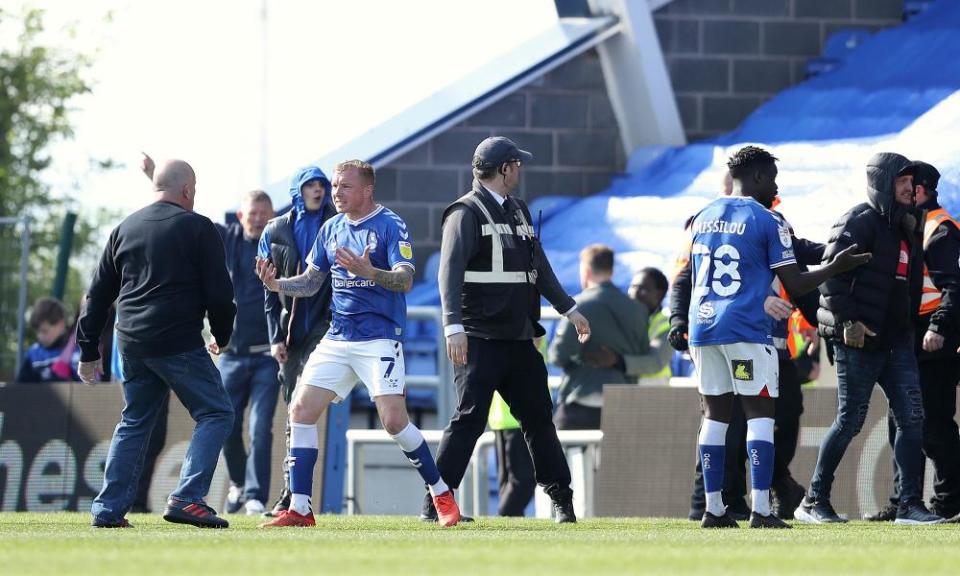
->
xmin=12 ymin=135 xmax=960 ymax=529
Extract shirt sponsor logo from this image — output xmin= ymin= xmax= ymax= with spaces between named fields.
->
xmin=398 ymin=241 xmax=413 ymax=260
xmin=333 ymin=277 xmax=377 ymax=289
xmin=732 ymin=359 xmax=754 ymax=381
xmin=367 ymin=230 xmax=378 ymax=252
xmin=697 ymin=302 xmax=716 ymax=320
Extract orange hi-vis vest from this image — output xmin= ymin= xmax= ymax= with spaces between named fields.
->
xmin=919 ymin=208 xmax=960 ymax=316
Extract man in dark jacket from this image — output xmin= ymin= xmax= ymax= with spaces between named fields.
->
xmin=215 ymin=190 xmax=279 ymax=515
xmin=796 ymin=152 xmax=941 ymax=525
xmin=77 ymin=158 xmax=236 ymax=529
xmin=257 ymin=166 xmax=336 ymax=515
xmin=549 ymin=244 xmax=648 ymax=430
xmin=866 ymin=161 xmax=960 ymax=521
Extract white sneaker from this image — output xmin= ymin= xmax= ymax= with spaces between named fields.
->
xmin=225 ymin=485 xmax=244 ymax=514
xmin=245 ymin=499 xmax=265 ymax=515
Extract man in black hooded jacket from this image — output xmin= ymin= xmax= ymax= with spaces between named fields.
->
xmin=796 ymin=152 xmax=941 ymax=525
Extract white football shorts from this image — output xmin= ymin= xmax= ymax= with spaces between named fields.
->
xmin=299 ymin=338 xmax=405 ymax=401
xmin=689 ymin=342 xmax=779 ymax=398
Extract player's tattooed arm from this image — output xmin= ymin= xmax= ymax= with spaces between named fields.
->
xmin=373 ymin=266 xmax=414 ymax=293
xmin=256 ymin=257 xmax=326 ymax=297
xmin=277 ymin=266 xmax=327 ymax=297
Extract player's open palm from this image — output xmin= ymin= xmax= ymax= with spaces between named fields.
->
xmin=833 ymin=243 xmax=871 ymax=272
xmin=336 ymin=246 xmax=376 ymax=279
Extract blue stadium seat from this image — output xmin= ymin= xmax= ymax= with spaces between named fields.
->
xmin=805 ymin=29 xmax=872 ymax=79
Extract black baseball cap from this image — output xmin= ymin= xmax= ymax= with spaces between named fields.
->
xmin=911 ymin=161 xmax=940 ymax=192
xmin=472 ymin=136 xmax=533 ymax=169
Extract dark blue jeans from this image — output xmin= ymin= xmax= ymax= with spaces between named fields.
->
xmin=809 ymin=340 xmax=925 ymax=503
xmin=91 ymin=348 xmax=234 ymax=524
xmin=219 ymin=353 xmax=280 ymax=503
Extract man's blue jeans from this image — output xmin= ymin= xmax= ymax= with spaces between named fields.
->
xmin=809 ymin=339 xmax=926 ymax=503
xmin=219 ymin=353 xmax=280 ymax=503
xmin=91 ymin=348 xmax=234 ymax=524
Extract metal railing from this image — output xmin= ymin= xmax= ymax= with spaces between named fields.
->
xmin=345 ymin=428 xmax=603 ymax=517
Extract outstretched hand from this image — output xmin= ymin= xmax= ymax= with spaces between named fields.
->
xmin=140 ymin=151 xmax=155 ymax=180
xmin=256 ymin=257 xmax=280 ymax=292
xmin=833 ymin=243 xmax=872 ymax=273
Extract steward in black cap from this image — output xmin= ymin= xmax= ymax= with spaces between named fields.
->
xmin=421 ymin=136 xmax=591 ymax=524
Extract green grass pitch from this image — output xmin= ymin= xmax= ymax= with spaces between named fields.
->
xmin=2 ymin=513 xmax=960 ymax=575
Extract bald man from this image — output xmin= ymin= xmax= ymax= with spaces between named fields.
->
xmin=77 ymin=157 xmax=237 ymax=528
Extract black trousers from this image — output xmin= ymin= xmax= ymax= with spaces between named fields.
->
xmin=435 ymin=337 xmax=571 ymax=498
xmin=690 ymin=357 xmax=805 ymax=512
xmin=494 ymin=428 xmax=536 ymax=516
xmin=888 ymin=355 xmax=960 ymax=512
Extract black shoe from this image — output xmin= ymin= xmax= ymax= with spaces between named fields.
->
xmin=91 ymin=517 xmax=132 ymax=528
xmin=749 ymin=512 xmax=791 ymax=529
xmin=863 ymin=502 xmax=898 ymax=522
xmin=419 ymin=490 xmax=474 ymax=523
xmin=727 ymin=498 xmax=751 ymax=521
xmin=701 ymin=510 xmax=739 ymax=528
xmin=263 ymin=487 xmax=291 ymax=518
xmin=552 ymin=496 xmax=577 ymax=524
xmin=794 ymin=497 xmax=848 ymax=524
xmin=895 ymin=500 xmax=943 ymax=525
xmin=771 ymin=478 xmax=806 ymax=520
xmin=930 ymin=503 xmax=959 ymax=520
xmin=162 ymin=498 xmax=229 ymax=529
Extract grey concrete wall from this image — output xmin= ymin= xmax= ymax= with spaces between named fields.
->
xmin=377 ymin=50 xmax=624 ymax=278
xmin=654 ymin=0 xmax=905 ymax=141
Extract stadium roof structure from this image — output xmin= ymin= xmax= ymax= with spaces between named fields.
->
xmin=260 ymin=0 xmax=685 ymax=207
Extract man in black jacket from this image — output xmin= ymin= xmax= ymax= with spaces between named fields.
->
xmin=258 ymin=166 xmax=337 ymax=516
xmin=866 ymin=161 xmax=960 ymax=521
xmin=77 ymin=158 xmax=236 ymax=529
xmin=796 ymin=152 xmax=941 ymax=525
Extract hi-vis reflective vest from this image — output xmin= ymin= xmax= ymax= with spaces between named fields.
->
xmin=637 ymin=309 xmax=671 ymax=384
xmin=919 ymin=208 xmax=960 ymax=316
xmin=443 ymin=187 xmax=541 ymax=340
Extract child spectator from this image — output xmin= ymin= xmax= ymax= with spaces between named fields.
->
xmin=15 ymin=297 xmax=81 ymax=382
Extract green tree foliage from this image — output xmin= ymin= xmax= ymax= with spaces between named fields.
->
xmin=0 ymin=7 xmax=115 ymax=378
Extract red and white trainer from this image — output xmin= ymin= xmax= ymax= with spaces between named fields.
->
xmin=432 ymin=490 xmax=461 ymax=527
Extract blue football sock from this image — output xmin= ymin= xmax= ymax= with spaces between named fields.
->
xmin=391 ymin=422 xmax=449 ymax=496
xmin=698 ymin=418 xmax=728 ymax=517
xmin=747 ymin=417 xmax=775 ymax=516
xmin=289 ymin=422 xmax=319 ymax=514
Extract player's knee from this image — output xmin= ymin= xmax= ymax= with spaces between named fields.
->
xmin=289 ymin=398 xmax=321 ymax=425
xmin=380 ymin=411 xmax=409 ymax=435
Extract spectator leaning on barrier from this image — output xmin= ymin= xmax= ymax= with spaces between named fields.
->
xmin=549 ymin=244 xmax=648 ymax=430
xmin=214 ymin=190 xmax=280 ymax=516
xmin=798 ymin=152 xmax=941 ymax=525
xmin=258 ymin=166 xmax=337 ymax=517
xmin=15 ymin=297 xmax=81 ymax=383
xmin=429 ymin=136 xmax=591 ymax=524
xmin=77 ymin=158 xmax=236 ymax=529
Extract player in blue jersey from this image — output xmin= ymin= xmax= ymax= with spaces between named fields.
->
xmin=256 ymin=159 xmax=462 ymax=528
xmin=688 ymin=146 xmax=869 ymax=529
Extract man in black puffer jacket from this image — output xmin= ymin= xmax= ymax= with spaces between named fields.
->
xmin=796 ymin=152 xmax=940 ymax=525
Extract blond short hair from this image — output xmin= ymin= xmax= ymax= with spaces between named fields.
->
xmin=335 ymin=160 xmax=375 ymax=187
xmin=580 ymin=244 xmax=614 ymax=274
xmin=240 ymin=189 xmax=272 ymax=207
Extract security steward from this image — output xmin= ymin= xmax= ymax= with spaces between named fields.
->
xmin=872 ymin=161 xmax=960 ymax=521
xmin=423 ymin=136 xmax=591 ymax=523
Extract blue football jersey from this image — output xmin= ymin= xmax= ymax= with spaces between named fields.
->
xmin=307 ymin=205 xmax=415 ymax=342
xmin=687 ymin=196 xmax=796 ymax=346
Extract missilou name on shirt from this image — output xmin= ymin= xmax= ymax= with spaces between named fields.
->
xmin=690 ymin=219 xmax=747 ymax=235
